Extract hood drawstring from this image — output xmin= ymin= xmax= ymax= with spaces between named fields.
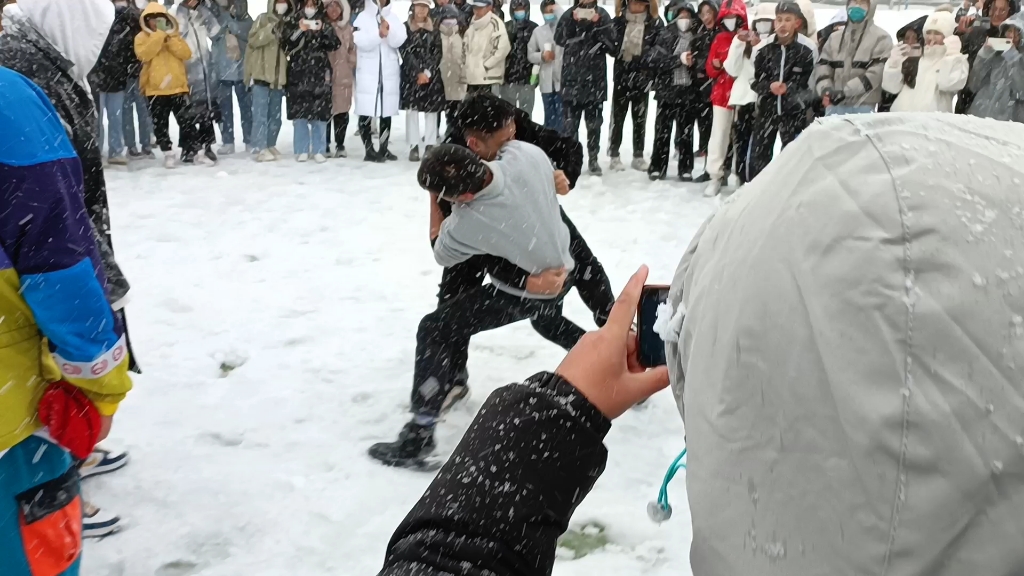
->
xmin=648 ymin=447 xmax=687 ymax=523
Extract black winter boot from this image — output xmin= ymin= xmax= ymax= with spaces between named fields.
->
xmin=693 ymin=172 xmax=711 ymax=183
xmin=368 ymin=422 xmax=437 ymax=469
xmin=361 ymin=122 xmax=383 ymax=163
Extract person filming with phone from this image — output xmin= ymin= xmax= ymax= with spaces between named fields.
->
xmin=955 ymin=0 xmax=1019 ymax=113
xmin=967 ymin=10 xmax=1024 ymax=119
xmin=881 ymin=8 xmax=969 ymax=113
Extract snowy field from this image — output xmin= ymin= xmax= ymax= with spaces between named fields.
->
xmin=85 ymin=5 xmax=928 ymax=574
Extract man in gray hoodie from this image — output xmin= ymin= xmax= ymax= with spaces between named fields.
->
xmin=368 ymin=141 xmax=586 ymax=469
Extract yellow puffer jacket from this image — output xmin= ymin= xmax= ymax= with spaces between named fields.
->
xmin=134 ymin=3 xmax=192 ymax=96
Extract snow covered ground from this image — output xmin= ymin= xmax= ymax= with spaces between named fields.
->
xmin=84 ymin=5 xmax=928 ymax=574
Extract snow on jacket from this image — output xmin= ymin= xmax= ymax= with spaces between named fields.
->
xmin=705 ymin=0 xmax=748 ymax=107
xmin=0 ymin=0 xmax=131 ymax=305
xmin=353 ymin=0 xmax=406 ymax=117
xmin=244 ymin=0 xmax=289 ymax=89
xmin=526 ymin=6 xmax=564 ymax=93
xmin=175 ymin=2 xmax=221 ymax=109
xmin=439 ymin=19 xmax=467 ymax=101
xmin=90 ymin=5 xmax=139 ymax=93
xmin=400 ymin=18 xmax=446 ymax=112
xmin=135 ymin=4 xmax=192 ymax=97
xmin=645 ymin=7 xmax=696 ymax=103
xmin=723 ymin=2 xmax=774 ymax=107
xmin=968 ymin=13 xmax=1024 ymax=121
xmin=504 ymin=0 xmax=538 ymax=85
xmin=666 ymin=113 xmax=1024 ymax=576
xmin=0 ymin=67 xmax=133 ymax=454
xmin=815 ymin=0 xmax=893 ymax=106
xmin=752 ymin=36 xmax=815 ymax=114
xmin=461 ymin=10 xmax=510 ymax=85
xmin=281 ymin=0 xmax=341 ymax=122
xmin=326 ymin=0 xmax=356 ymax=115
xmin=610 ymin=0 xmax=663 ymax=95
xmin=882 ymin=38 xmax=968 ymax=112
xmin=209 ymin=0 xmax=253 ymax=83
xmin=555 ymin=3 xmax=617 ymax=103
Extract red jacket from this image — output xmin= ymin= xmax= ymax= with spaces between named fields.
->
xmin=705 ymin=0 xmax=748 ymax=108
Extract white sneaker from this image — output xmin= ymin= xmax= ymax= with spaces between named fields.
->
xmin=608 ymin=156 xmax=625 ymax=171
xmin=268 ymin=147 xmax=282 ymax=160
xmin=313 ymin=153 xmax=327 ymax=164
xmin=333 ymin=148 xmax=348 ymax=158
xmin=79 ymin=447 xmax=130 ymax=480
xmin=631 ymin=157 xmax=649 ymax=171
xmin=297 ymin=153 xmax=309 ymax=163
xmin=704 ymin=180 xmax=722 ymax=198
xmin=256 ymin=149 xmax=275 ymax=162
xmin=82 ymin=501 xmax=123 ymax=539
xmin=163 ymin=154 xmax=177 ymax=169
xmin=217 ymin=143 xmax=235 ymax=155
xmin=195 ymin=153 xmax=215 ymax=166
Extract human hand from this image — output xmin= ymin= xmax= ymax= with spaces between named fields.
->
xmin=543 ymin=49 xmax=555 ymax=62
xmin=822 ymin=94 xmax=831 ymax=107
xmin=958 ymin=15 xmax=974 ymax=32
xmin=300 ymin=19 xmax=311 ymax=31
xmin=553 ymin=169 xmax=570 ymax=195
xmin=555 ymin=265 xmax=671 ymax=419
xmin=591 ymin=11 xmax=600 ymax=22
xmin=680 ymin=51 xmax=693 ymax=65
xmin=526 ymin=267 xmax=568 ymax=295
xmin=770 ymin=81 xmax=787 ymax=95
xmin=749 ymin=34 xmax=761 ymax=46
xmin=379 ymin=19 xmax=389 ymax=37
xmin=712 ymin=58 xmax=722 ymax=68
xmin=417 ymin=72 xmax=430 ymax=85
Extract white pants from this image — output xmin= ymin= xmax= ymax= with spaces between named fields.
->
xmin=705 ymin=105 xmax=734 ymax=180
xmin=406 ymin=111 xmax=439 ymax=152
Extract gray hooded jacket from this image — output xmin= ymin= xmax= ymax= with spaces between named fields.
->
xmin=968 ymin=12 xmax=1024 ymax=122
xmin=209 ymin=0 xmax=253 ymax=83
xmin=815 ymin=0 xmax=893 ymax=106
xmin=666 ymin=114 xmax=1024 ymax=576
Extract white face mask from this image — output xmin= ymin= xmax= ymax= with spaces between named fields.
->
xmin=304 ymin=6 xmax=317 ymax=17
xmin=275 ymin=3 xmax=288 ymax=13
xmin=754 ymin=21 xmax=772 ymax=34
xmin=676 ymin=17 xmax=690 ymax=31
xmin=722 ymin=16 xmax=737 ymax=31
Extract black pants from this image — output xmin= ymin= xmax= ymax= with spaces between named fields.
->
xmin=359 ymin=115 xmax=391 ymax=153
xmin=411 ymin=283 xmax=583 ymax=417
xmin=563 ymin=100 xmax=604 ymax=159
xmin=466 ymin=84 xmax=497 ymax=95
xmin=147 ymin=95 xmax=193 ymax=153
xmin=694 ymin=98 xmax=712 ymax=155
xmin=749 ymin=107 xmax=805 ymax=182
xmin=609 ymin=90 xmax=648 ymax=159
xmin=733 ymin=104 xmax=756 ymax=184
xmin=650 ymin=99 xmax=698 ymax=178
xmin=326 ymin=112 xmax=349 ymax=151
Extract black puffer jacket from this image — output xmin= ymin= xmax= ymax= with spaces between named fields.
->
xmin=380 ymin=372 xmax=610 ymax=576
xmin=646 ymin=6 xmax=699 ymax=103
xmin=504 ymin=0 xmax=538 ymax=85
xmin=611 ymin=8 xmax=663 ymax=95
xmin=400 ymin=21 xmax=447 ymax=112
xmin=281 ymin=1 xmax=342 ymax=121
xmin=90 ymin=6 xmax=140 ymax=92
xmin=691 ymin=0 xmax=718 ymax=99
xmin=751 ymin=38 xmax=815 ymax=114
xmin=554 ymin=3 xmax=617 ymax=103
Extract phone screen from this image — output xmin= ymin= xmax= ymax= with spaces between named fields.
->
xmin=990 ymin=37 xmax=1013 ymax=51
xmin=908 ymin=45 xmax=922 ymax=57
xmin=637 ymin=285 xmax=670 ymax=369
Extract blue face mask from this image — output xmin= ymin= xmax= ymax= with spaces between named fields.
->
xmin=513 ymin=10 xmax=527 ymax=20
xmin=543 ymin=12 xmax=556 ymax=21
xmin=847 ymin=5 xmax=867 ymax=22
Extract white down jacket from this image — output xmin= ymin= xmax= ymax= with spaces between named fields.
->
xmin=353 ymin=0 xmax=407 ymax=118
xmin=666 ymin=114 xmax=1024 ymax=576
xmin=881 ymin=38 xmax=969 ymax=113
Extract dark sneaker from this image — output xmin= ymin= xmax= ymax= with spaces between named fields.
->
xmin=648 ymin=170 xmax=665 ymax=181
xmin=383 ymin=150 xmax=398 ymax=161
xmin=204 ymin=146 xmax=218 ymax=164
xmin=180 ymin=151 xmax=196 ymax=164
xmin=409 ymin=148 xmax=420 ymax=162
xmin=364 ymin=149 xmax=385 ymax=163
xmin=588 ymin=158 xmax=602 ymax=176
xmin=693 ymin=172 xmax=711 ymax=183
xmin=368 ymin=422 xmax=437 ymax=469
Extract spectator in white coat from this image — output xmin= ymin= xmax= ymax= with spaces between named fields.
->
xmin=353 ymin=0 xmax=407 ymax=161
xmin=461 ymin=0 xmax=509 ymax=94
xmin=882 ymin=9 xmax=968 ymax=113
xmin=723 ymin=2 xmax=775 ymax=185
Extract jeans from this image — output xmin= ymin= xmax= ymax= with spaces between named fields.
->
xmin=541 ymin=92 xmax=564 ymax=134
xmin=500 ymin=83 xmax=536 ymax=116
xmin=122 ymin=77 xmax=152 ymax=152
xmin=293 ymin=119 xmax=327 ymax=155
xmin=0 ymin=436 xmax=81 ymax=576
xmin=563 ymin=100 xmax=604 ymax=159
xmin=826 ymin=105 xmax=876 ymax=116
xmin=250 ymin=84 xmax=284 ymax=151
xmin=97 ymin=92 xmax=125 ymax=158
xmin=218 ymin=80 xmax=252 ymax=146
xmin=609 ymin=89 xmax=648 ymax=158
xmin=405 ymin=110 xmax=439 ymax=153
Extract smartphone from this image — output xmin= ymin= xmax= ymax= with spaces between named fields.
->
xmin=975 ymin=16 xmax=992 ymax=28
xmin=575 ymin=7 xmax=595 ymax=19
xmin=637 ymin=285 xmax=671 ymax=369
xmin=908 ymin=45 xmax=922 ymax=57
xmin=990 ymin=37 xmax=1013 ymax=51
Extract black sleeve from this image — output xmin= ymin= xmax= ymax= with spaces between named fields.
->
xmin=752 ymin=46 xmax=772 ymax=98
xmin=512 ymin=109 xmax=584 ymax=187
xmin=380 ymin=372 xmax=611 ymax=576
xmin=642 ymin=26 xmax=683 ymax=72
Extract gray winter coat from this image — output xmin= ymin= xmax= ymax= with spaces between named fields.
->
xmin=527 ymin=10 xmax=564 ymax=93
xmin=209 ymin=0 xmax=253 ymax=83
xmin=665 ymin=113 xmax=1024 ymax=576
xmin=968 ymin=14 xmax=1024 ymax=122
xmin=815 ymin=0 xmax=893 ymax=106
xmin=176 ymin=2 xmax=222 ymax=109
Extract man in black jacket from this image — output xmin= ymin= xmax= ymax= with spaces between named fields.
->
xmin=378 ymin=266 xmax=670 ymax=576
xmin=555 ymin=0 xmax=617 ymax=175
xmin=608 ymin=0 xmax=662 ymax=172
xmin=90 ymin=0 xmax=140 ymax=166
xmin=748 ymin=1 xmax=813 ymax=180
xmin=502 ymin=0 xmax=538 ymax=114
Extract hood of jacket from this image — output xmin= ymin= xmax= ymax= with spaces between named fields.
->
xmin=17 ymin=0 xmax=114 ymax=87
xmin=667 ymin=113 xmax=1024 ymax=576
xmin=750 ymin=2 xmax=775 ymax=26
xmin=140 ymin=3 xmax=181 ymax=36
xmin=233 ymin=0 xmax=250 ymax=16
xmin=666 ymin=1 xmax=697 ymax=23
xmin=715 ymin=0 xmax=747 ymax=29
xmin=1000 ymin=10 xmax=1024 ymax=35
xmin=897 ymin=14 xmax=926 ymax=42
xmin=509 ymin=0 xmax=531 ymax=18
xmin=324 ymin=0 xmax=352 ymax=23
xmin=263 ymin=0 xmax=294 ymax=21
xmin=795 ymin=0 xmax=815 ymax=36
xmin=697 ymin=0 xmax=718 ymax=21
xmin=615 ymin=0 xmax=659 ymax=19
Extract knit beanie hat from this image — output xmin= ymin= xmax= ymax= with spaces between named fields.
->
xmin=924 ymin=9 xmax=956 ymax=37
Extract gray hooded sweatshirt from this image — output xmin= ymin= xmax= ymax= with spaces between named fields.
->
xmin=968 ymin=12 xmax=1024 ymax=122
xmin=433 ymin=140 xmax=574 ymax=299
xmin=664 ymin=113 xmax=1024 ymax=576
xmin=815 ymin=0 xmax=893 ymax=106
